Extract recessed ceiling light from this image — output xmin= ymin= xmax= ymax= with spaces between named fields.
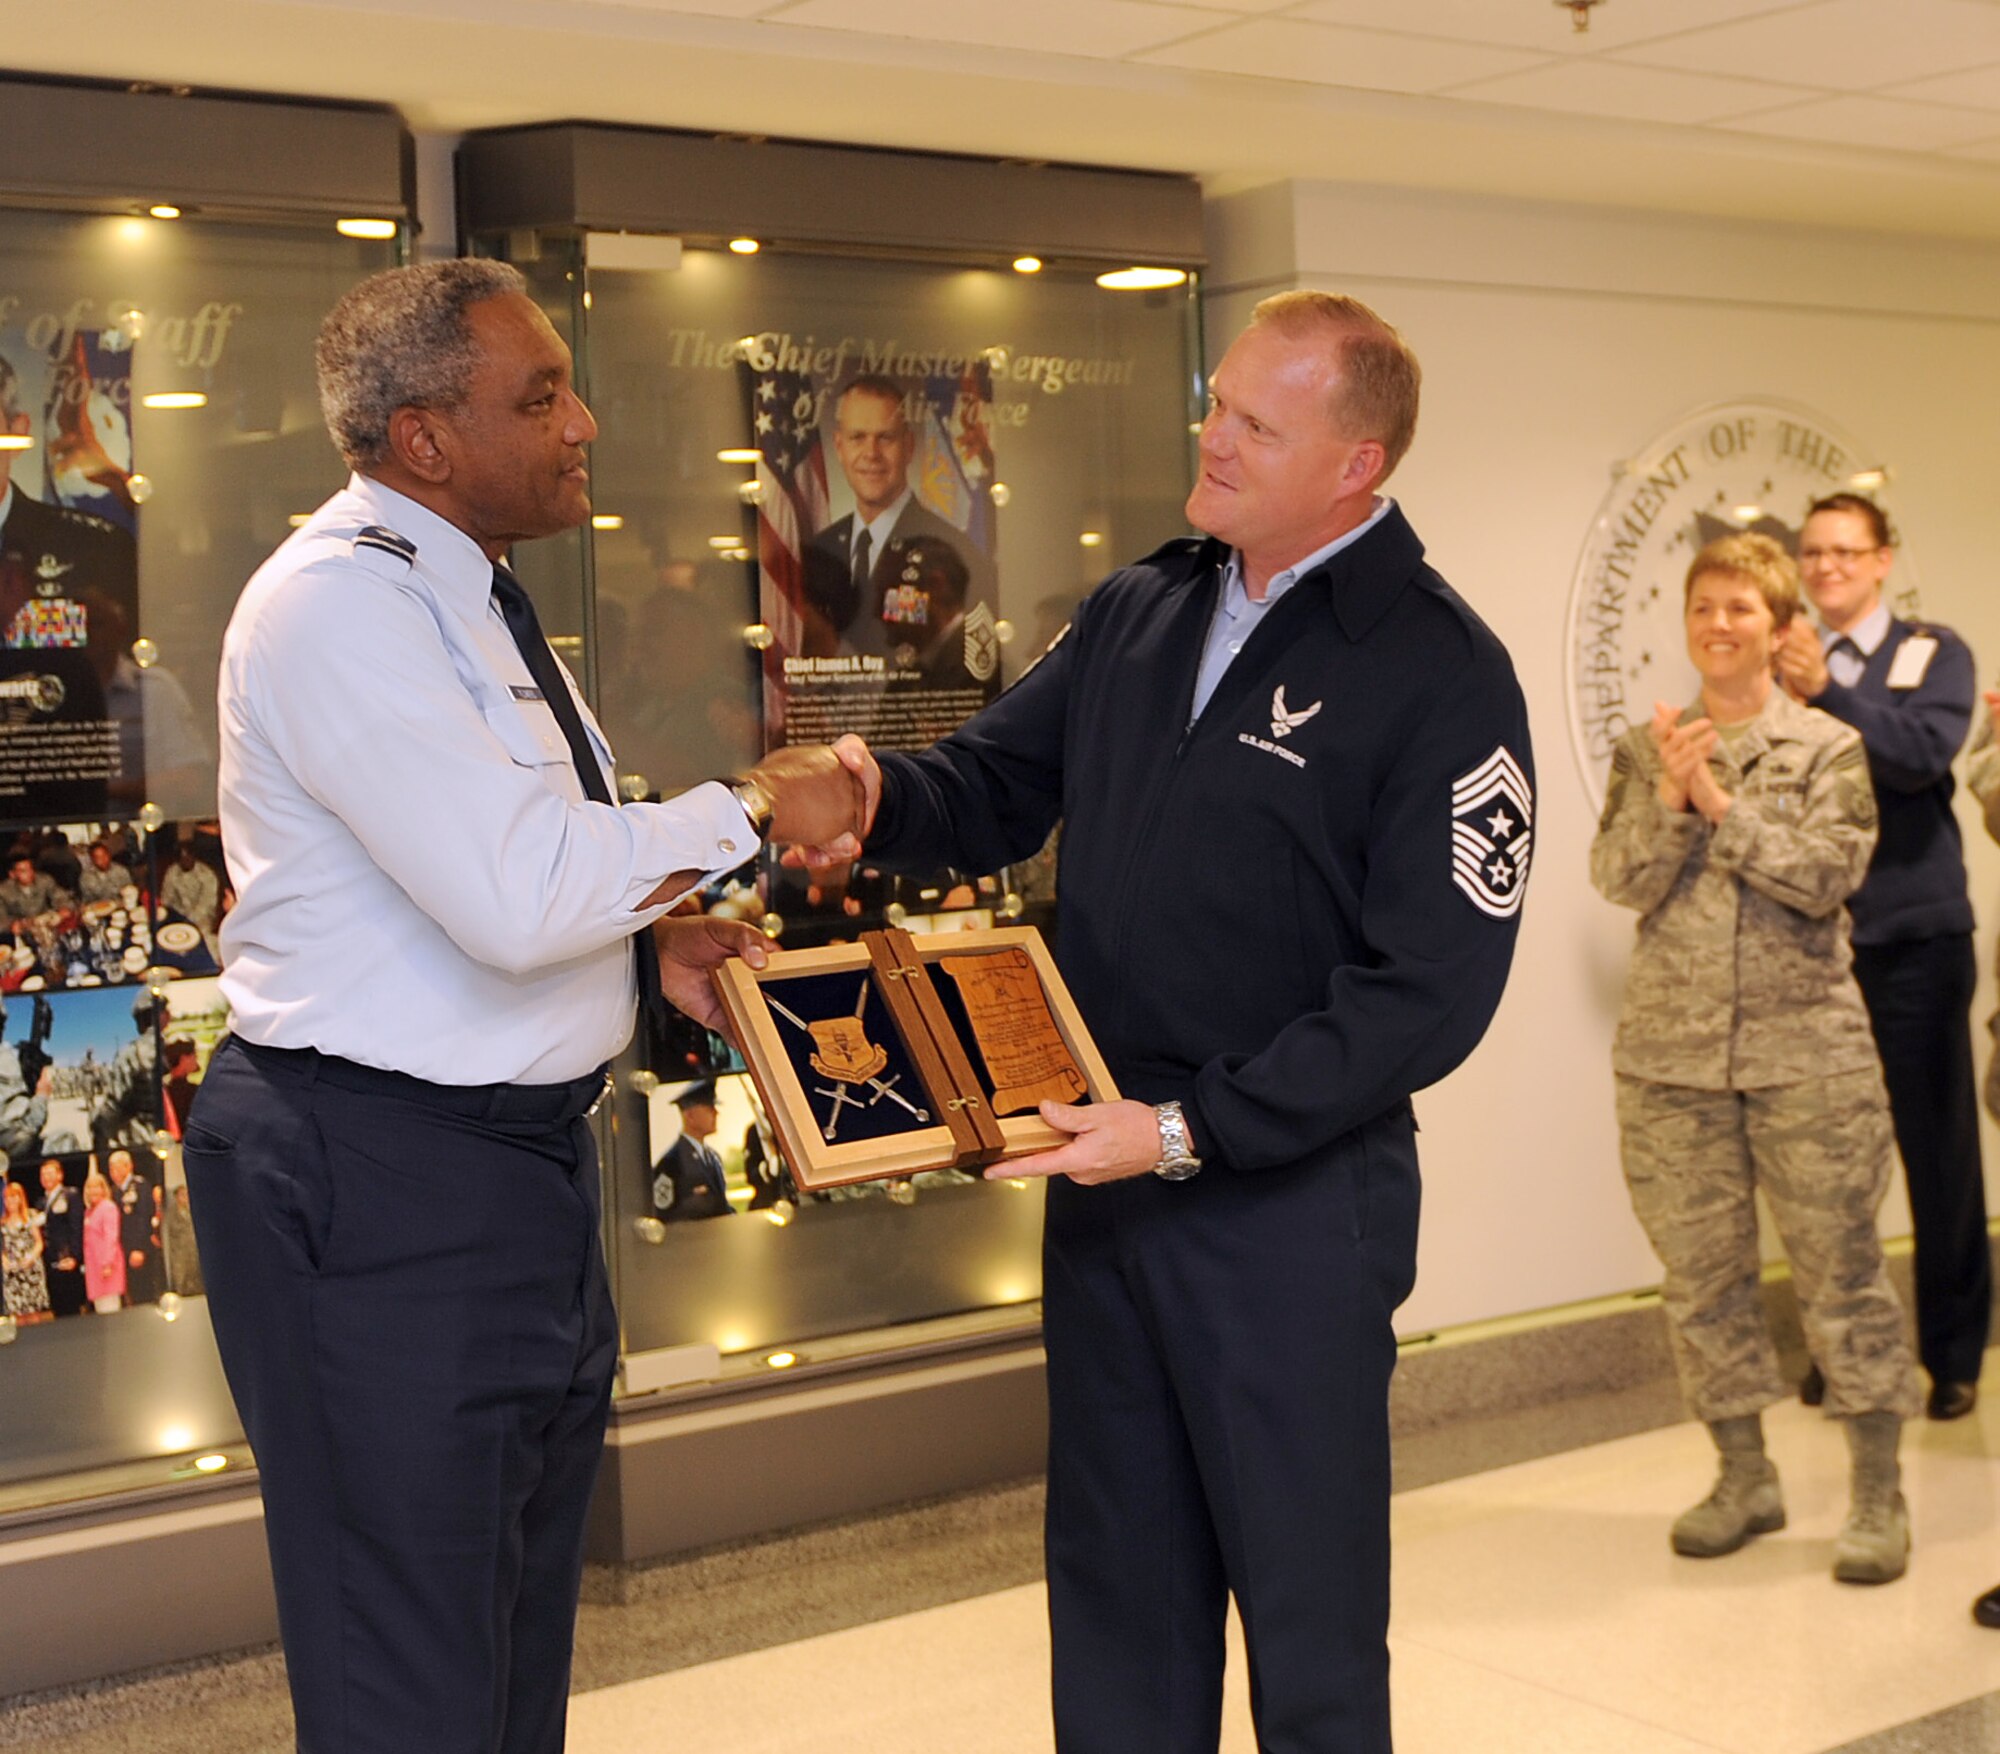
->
xmin=336 ymin=218 xmax=398 ymax=240
xmin=717 ymin=447 xmax=762 ymax=464
xmin=1095 ymin=267 xmax=1187 ymax=291
xmin=141 ymin=392 xmax=207 ymax=410
xmin=1013 ymin=256 xmax=1043 ymax=274
xmin=591 ymin=514 xmax=624 ymax=530
xmin=728 ymin=238 xmax=760 ymax=255
xmin=0 ymin=436 xmax=32 ymax=452
xmin=147 ymin=204 xmax=182 ymax=221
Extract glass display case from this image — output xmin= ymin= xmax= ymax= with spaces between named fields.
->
xmin=467 ymin=128 xmax=1205 ymax=1395
xmin=0 ymin=78 xmax=408 ymax=1517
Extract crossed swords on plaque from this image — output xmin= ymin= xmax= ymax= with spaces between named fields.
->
xmin=765 ymin=977 xmax=930 ymax=1140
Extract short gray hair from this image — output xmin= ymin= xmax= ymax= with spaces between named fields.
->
xmin=315 ymin=259 xmax=527 ymax=470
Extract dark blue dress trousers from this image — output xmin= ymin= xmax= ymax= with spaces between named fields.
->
xmin=184 ymin=1036 xmax=619 ymax=1754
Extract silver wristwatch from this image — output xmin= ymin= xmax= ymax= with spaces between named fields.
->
xmin=1152 ymin=1101 xmax=1202 ymax=1181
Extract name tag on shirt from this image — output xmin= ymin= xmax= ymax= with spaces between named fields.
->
xmin=1886 ymin=637 xmax=1938 ymax=690
xmin=509 ymin=685 xmax=546 ymax=702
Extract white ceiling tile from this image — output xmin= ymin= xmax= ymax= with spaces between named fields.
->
xmin=1290 ymin=0 xmax=1807 ymax=57
xmin=1136 ymin=19 xmax=1551 ymax=91
xmin=1621 ymin=0 xmax=2000 ymax=91
xmin=1449 ymin=58 xmax=1817 ymax=125
xmin=1882 ymin=62 xmax=2000 ymax=112
xmin=773 ymin=0 xmax=1230 ymax=59
xmin=1717 ymin=93 xmax=2000 ymax=151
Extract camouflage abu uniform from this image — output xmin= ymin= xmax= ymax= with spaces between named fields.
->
xmin=1591 ymin=689 xmax=1920 ymax=1422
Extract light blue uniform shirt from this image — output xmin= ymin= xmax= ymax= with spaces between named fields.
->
xmin=218 ymin=475 xmax=755 ymax=1085
xmin=1190 ymin=497 xmax=1393 ymax=721
xmin=1819 ymin=601 xmax=1891 ymax=689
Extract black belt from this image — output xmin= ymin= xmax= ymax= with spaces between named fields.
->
xmin=231 ymin=1037 xmax=610 ymax=1127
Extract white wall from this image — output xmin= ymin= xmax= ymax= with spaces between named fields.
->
xmin=1205 ymin=182 xmax=2000 ymax=1335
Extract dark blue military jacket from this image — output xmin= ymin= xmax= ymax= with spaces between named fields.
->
xmin=870 ymin=504 xmax=1533 ymax=1175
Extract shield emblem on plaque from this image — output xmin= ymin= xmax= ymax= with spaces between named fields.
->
xmin=808 ymin=1016 xmax=889 ymax=1084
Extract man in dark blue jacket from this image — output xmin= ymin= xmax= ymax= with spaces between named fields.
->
xmin=1778 ymin=494 xmax=1988 ymax=1422
xmin=837 ymin=292 xmax=1532 ymax=1754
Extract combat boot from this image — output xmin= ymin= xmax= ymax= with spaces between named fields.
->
xmin=1833 ymin=1411 xmax=1909 ymax=1585
xmin=1671 ymin=1415 xmax=1785 ymax=1558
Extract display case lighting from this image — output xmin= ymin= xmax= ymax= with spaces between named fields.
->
xmin=717 ymin=447 xmax=762 ymax=464
xmin=147 ymin=204 xmax=182 ymax=220
xmin=336 ymin=217 xmax=399 ymax=240
xmin=590 ymin=514 xmax=624 ymax=530
xmin=1012 ymin=256 xmax=1043 ymax=275
xmin=1095 ymin=267 xmax=1187 ymax=291
xmin=141 ymin=392 xmax=207 ymax=410
xmin=728 ymin=238 xmax=761 ymax=255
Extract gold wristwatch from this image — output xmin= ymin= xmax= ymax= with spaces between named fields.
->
xmin=720 ymin=774 xmax=775 ymax=839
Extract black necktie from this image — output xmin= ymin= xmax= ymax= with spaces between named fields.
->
xmin=851 ymin=527 xmax=872 ymax=600
xmin=490 ymin=566 xmax=666 ymax=1034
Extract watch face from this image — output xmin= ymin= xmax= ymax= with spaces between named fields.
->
xmin=1154 ymin=1158 xmax=1201 ymax=1182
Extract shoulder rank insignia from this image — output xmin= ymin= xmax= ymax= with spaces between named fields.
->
xmin=1451 ymin=745 xmax=1533 ymax=920
xmin=352 ymin=525 xmax=417 ymax=564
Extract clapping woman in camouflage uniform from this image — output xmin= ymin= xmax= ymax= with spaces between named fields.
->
xmin=1591 ymin=532 xmax=1920 ymax=1585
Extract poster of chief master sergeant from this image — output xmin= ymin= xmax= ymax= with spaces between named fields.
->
xmin=753 ymin=363 xmax=1001 ymax=756
xmin=0 ymin=341 xmax=140 ymax=827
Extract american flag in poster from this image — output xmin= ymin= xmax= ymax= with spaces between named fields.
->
xmin=749 ymin=367 xmax=827 ymax=744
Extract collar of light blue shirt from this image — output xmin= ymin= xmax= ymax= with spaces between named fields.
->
xmin=1818 ymin=600 xmax=1892 ymax=657
xmin=344 ymin=473 xmax=502 ymax=613
xmin=855 ymin=487 xmax=914 ymax=553
xmin=1216 ymin=496 xmax=1394 ymax=612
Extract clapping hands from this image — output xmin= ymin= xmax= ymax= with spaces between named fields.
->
xmin=1649 ymin=702 xmax=1731 ymax=823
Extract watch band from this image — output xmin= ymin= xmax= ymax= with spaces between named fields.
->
xmin=1152 ymin=1100 xmax=1202 ymax=1181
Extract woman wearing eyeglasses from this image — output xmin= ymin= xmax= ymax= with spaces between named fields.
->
xmin=1773 ymin=497 xmax=1988 ymax=1433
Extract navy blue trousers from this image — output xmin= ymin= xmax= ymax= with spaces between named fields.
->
xmin=1043 ymin=1106 xmax=1419 ymax=1754
xmin=1852 ymin=933 xmax=1992 ymax=1387
xmin=184 ymin=1038 xmax=619 ymax=1754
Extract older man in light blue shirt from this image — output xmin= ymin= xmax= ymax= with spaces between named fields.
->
xmin=186 ymin=258 xmax=863 ymax=1754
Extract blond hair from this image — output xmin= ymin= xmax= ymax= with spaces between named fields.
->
xmin=1248 ymin=290 xmax=1422 ymax=480
xmin=1684 ymin=533 xmax=1800 ymax=630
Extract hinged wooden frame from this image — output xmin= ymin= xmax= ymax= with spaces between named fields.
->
xmin=711 ymin=926 xmax=1119 ymax=1190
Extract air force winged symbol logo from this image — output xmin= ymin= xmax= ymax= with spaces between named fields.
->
xmin=1451 ymin=746 xmax=1533 ymax=920
xmin=1270 ymin=684 xmax=1321 ymax=740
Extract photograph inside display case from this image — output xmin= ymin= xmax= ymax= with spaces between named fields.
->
xmin=0 ymin=815 xmax=231 ymax=1329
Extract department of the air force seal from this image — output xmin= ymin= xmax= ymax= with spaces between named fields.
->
xmin=1451 ymin=746 xmax=1532 ymax=920
xmin=1564 ymin=399 xmax=1916 ymax=809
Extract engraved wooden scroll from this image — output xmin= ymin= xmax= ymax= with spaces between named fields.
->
xmin=940 ymin=948 xmax=1089 ymax=1114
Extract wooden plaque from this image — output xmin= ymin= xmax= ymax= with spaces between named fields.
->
xmin=710 ymin=926 xmax=1119 ymax=1191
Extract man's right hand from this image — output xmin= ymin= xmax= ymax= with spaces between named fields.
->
xmin=746 ymin=746 xmax=868 ymax=860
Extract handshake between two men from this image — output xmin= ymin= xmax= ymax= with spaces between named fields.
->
xmin=649 ymin=734 xmax=884 ymax=1032
xmin=652 ymin=735 xmax=1181 ymax=1192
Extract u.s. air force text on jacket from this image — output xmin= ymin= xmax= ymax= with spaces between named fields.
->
xmin=867 ymin=503 xmax=1534 ymax=1173
xmin=216 ymin=475 xmax=755 ymax=1087
xmin=1590 ymin=689 xmax=1879 ymax=1091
